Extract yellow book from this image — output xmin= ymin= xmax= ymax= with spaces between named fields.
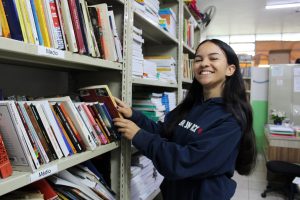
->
xmin=14 ymin=0 xmax=28 ymax=43
xmin=19 ymin=0 xmax=35 ymax=44
xmin=0 ymin=0 xmax=10 ymax=38
xmin=34 ymin=0 xmax=51 ymax=47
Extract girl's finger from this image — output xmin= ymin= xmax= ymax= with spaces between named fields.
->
xmin=118 ymin=128 xmax=127 ymax=133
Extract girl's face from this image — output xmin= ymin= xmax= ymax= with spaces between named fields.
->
xmin=193 ymin=42 xmax=236 ymax=92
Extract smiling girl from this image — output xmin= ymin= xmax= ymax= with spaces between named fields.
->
xmin=114 ymin=39 xmax=257 ymax=200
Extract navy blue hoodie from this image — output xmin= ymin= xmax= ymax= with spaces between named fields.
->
xmin=130 ymin=98 xmax=242 ymax=200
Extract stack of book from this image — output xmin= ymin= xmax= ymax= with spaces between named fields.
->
xmin=131 ymin=154 xmax=163 ymax=200
xmin=268 ymin=124 xmax=295 ymax=137
xmin=132 ymin=92 xmax=166 ymax=122
xmin=159 ymin=8 xmax=177 ymax=38
xmin=132 ymin=26 xmax=144 ymax=78
xmin=163 ymin=92 xmax=176 ymax=112
xmin=0 ymin=1 xmax=122 ymax=62
xmin=143 ymin=59 xmax=158 ymax=80
xmin=143 ymin=0 xmax=160 ymax=25
xmin=0 ymin=85 xmax=120 ymax=173
xmin=144 ymin=56 xmax=177 ymax=84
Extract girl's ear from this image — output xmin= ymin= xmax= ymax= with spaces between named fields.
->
xmin=226 ymin=64 xmax=236 ymax=76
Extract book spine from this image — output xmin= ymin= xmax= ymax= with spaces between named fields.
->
xmin=75 ymin=103 xmax=100 ymax=146
xmin=82 ymin=103 xmax=105 ymax=145
xmin=30 ymin=104 xmax=58 ymax=160
xmin=34 ymin=0 xmax=51 ymax=47
xmin=2 ymin=0 xmax=23 ymax=40
xmin=62 ymin=101 xmax=97 ymax=150
xmin=13 ymin=0 xmax=28 ymax=43
xmin=50 ymin=104 xmax=76 ymax=155
xmin=15 ymin=102 xmax=41 ymax=167
xmin=60 ymin=0 xmax=78 ymax=52
xmin=87 ymin=104 xmax=107 ymax=144
xmin=55 ymin=0 xmax=67 ymax=50
xmin=53 ymin=103 xmax=83 ymax=152
xmin=43 ymin=0 xmax=57 ymax=48
xmin=74 ymin=0 xmax=88 ymax=54
xmin=91 ymin=104 xmax=110 ymax=143
xmin=13 ymin=102 xmax=41 ymax=169
xmin=41 ymin=101 xmax=69 ymax=157
xmin=24 ymin=102 xmax=54 ymax=161
xmin=67 ymin=0 xmax=85 ymax=54
xmin=35 ymin=103 xmax=63 ymax=159
xmin=25 ymin=0 xmax=40 ymax=44
xmin=49 ymin=0 xmax=65 ymax=49
xmin=0 ymin=0 xmax=11 ymax=38
xmin=30 ymin=0 xmax=44 ymax=45
xmin=19 ymin=102 xmax=49 ymax=164
xmin=19 ymin=0 xmax=35 ymax=44
xmin=59 ymin=103 xmax=86 ymax=151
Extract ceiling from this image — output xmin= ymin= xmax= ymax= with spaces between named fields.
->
xmin=197 ymin=0 xmax=300 ymax=36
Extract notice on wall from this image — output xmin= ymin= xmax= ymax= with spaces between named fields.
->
xmin=294 ymin=76 xmax=300 ymax=92
xmin=271 ymin=66 xmax=283 ymax=77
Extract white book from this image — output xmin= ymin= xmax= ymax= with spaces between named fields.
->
xmin=90 ymin=3 xmax=117 ymax=61
xmin=32 ymin=102 xmax=63 ymax=159
xmin=18 ymin=102 xmax=50 ymax=164
xmin=25 ymin=0 xmax=40 ymax=45
xmin=55 ymin=0 xmax=68 ymax=50
xmin=47 ymin=96 xmax=97 ymax=150
xmin=0 ymin=101 xmax=38 ymax=172
xmin=43 ymin=0 xmax=58 ymax=48
xmin=60 ymin=0 xmax=78 ymax=52
xmin=55 ymin=170 xmax=101 ymax=199
xmin=133 ymin=26 xmax=142 ymax=35
xmin=38 ymin=100 xmax=70 ymax=157
xmin=48 ymin=175 xmax=100 ymax=200
xmin=74 ymin=102 xmax=100 ymax=146
xmin=108 ymin=10 xmax=123 ymax=62
xmin=79 ymin=0 xmax=96 ymax=57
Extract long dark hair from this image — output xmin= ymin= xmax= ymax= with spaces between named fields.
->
xmin=165 ymin=39 xmax=257 ymax=175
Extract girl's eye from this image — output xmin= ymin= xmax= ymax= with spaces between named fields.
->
xmin=210 ymin=57 xmax=218 ymax=60
xmin=195 ymin=59 xmax=202 ymax=62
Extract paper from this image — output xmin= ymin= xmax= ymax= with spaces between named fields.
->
xmin=293 ymin=177 xmax=300 ymax=184
xmin=294 ymin=77 xmax=300 ymax=92
xmin=294 ymin=68 xmax=300 ymax=76
xmin=271 ymin=67 xmax=283 ymax=77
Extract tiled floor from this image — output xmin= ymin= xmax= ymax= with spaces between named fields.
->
xmin=232 ymin=154 xmax=299 ymax=200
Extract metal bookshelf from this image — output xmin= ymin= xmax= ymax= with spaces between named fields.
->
xmin=0 ymin=0 xmax=201 ymax=199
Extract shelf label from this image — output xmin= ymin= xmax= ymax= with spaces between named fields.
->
xmin=30 ymin=165 xmax=58 ymax=182
xmin=38 ymin=46 xmax=65 ymax=59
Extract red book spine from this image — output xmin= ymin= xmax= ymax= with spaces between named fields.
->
xmin=67 ymin=0 xmax=86 ymax=54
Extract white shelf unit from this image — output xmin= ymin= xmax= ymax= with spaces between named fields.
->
xmin=0 ymin=0 xmax=202 ymax=199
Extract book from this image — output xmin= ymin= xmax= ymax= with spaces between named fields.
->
xmin=34 ymin=0 xmax=51 ymax=47
xmin=30 ymin=0 xmax=44 ymax=45
xmin=59 ymin=0 xmax=78 ymax=52
xmin=28 ymin=179 xmax=59 ymax=200
xmin=14 ymin=0 xmax=28 ymax=43
xmin=0 ymin=132 xmax=13 ymax=179
xmin=2 ymin=0 xmax=23 ymax=41
xmin=68 ymin=0 xmax=86 ymax=54
xmin=19 ymin=0 xmax=35 ymax=44
xmin=0 ymin=101 xmax=36 ymax=172
xmin=0 ymin=0 xmax=10 ymax=38
xmin=108 ymin=10 xmax=122 ymax=62
xmin=24 ymin=0 xmax=40 ymax=44
xmin=78 ymin=85 xmax=123 ymax=119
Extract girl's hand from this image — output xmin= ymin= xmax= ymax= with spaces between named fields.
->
xmin=113 ymin=118 xmax=140 ymax=140
xmin=114 ymin=97 xmax=133 ymax=118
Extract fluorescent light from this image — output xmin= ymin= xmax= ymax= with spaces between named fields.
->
xmin=265 ymin=3 xmax=300 ymax=9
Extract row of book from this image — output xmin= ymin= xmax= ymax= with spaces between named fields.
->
xmin=240 ymin=66 xmax=252 ymax=78
xmin=183 ymin=53 xmax=194 ymax=80
xmin=0 ymin=0 xmax=122 ymax=62
xmin=0 ymin=85 xmax=121 ymax=173
xmin=183 ymin=16 xmax=197 ymax=49
xmin=158 ymin=8 xmax=177 ymax=38
xmin=0 ymin=160 xmax=116 ymax=200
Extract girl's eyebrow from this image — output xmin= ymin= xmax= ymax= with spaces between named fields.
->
xmin=195 ymin=52 xmax=220 ymax=57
